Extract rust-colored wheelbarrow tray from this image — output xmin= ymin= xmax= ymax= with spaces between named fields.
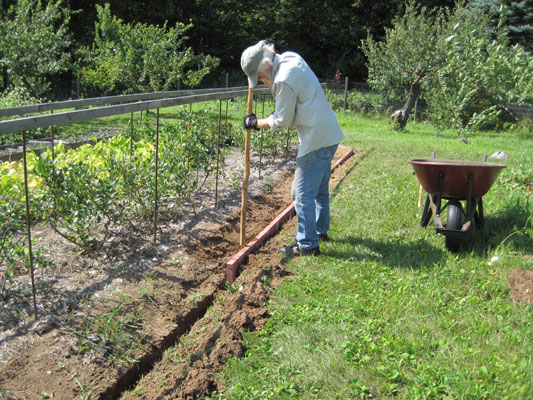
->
xmin=409 ymin=157 xmax=506 ymax=252
xmin=409 ymin=159 xmax=506 ymax=199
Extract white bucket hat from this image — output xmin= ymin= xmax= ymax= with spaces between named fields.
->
xmin=241 ymin=40 xmax=268 ymax=88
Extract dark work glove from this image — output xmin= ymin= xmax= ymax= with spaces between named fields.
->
xmin=243 ymin=113 xmax=259 ymax=130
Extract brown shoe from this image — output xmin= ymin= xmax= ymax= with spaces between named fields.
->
xmin=319 ymin=234 xmax=329 ymax=242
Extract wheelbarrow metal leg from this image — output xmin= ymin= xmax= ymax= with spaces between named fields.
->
xmin=428 ymin=194 xmax=444 ymax=229
xmin=465 ymin=173 xmax=473 ymax=223
xmin=420 ymin=194 xmax=432 ymax=227
xmin=459 ymin=173 xmax=474 ymax=232
xmin=436 ymin=172 xmax=444 ymax=217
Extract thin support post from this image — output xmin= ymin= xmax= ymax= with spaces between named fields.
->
xmin=130 ymin=112 xmax=134 ymax=156
xmin=22 ymin=131 xmax=38 ymax=319
xmin=50 ymin=110 xmax=55 ymax=160
xmin=225 ymin=98 xmax=229 ymax=126
xmin=153 ymin=109 xmax=160 ymax=244
xmin=215 ymin=100 xmax=222 ymax=207
xmin=285 ymin=129 xmax=291 ymax=161
xmin=343 ymin=76 xmax=349 ymax=111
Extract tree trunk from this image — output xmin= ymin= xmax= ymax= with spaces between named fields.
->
xmin=21 ymin=76 xmax=37 ymax=98
xmin=391 ymin=73 xmax=423 ymax=130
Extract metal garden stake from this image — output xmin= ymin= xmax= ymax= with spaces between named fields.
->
xmin=22 ymin=131 xmax=38 ymax=319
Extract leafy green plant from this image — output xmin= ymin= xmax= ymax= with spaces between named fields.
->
xmin=0 ymin=85 xmax=50 ymax=143
xmin=79 ymin=3 xmax=219 ymax=95
xmin=0 ymin=194 xmax=24 ymax=295
xmin=430 ymin=5 xmax=533 ymax=132
xmin=0 ymin=0 xmax=72 ymax=97
xmin=362 ymin=1 xmax=450 ymax=129
xmin=122 ymin=111 xmax=223 ymax=220
xmin=35 ymin=141 xmax=126 ymax=250
xmin=326 ymin=88 xmax=345 ymax=111
xmin=0 ymin=156 xmax=49 ymax=298
xmin=102 ymin=131 xmax=156 ymax=222
xmin=500 ymin=160 xmax=533 ymax=191
xmin=326 ymin=89 xmax=392 ymax=116
xmin=249 ymin=128 xmax=294 ymax=159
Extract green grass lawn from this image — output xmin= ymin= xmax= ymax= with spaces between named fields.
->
xmin=210 ymin=113 xmax=532 ymax=399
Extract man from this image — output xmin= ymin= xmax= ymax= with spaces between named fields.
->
xmin=241 ymin=40 xmax=344 ymax=256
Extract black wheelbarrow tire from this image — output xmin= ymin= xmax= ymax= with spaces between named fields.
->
xmin=445 ymin=200 xmax=462 ymax=252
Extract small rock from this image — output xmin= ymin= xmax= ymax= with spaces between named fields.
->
xmin=87 ymin=335 xmax=100 ymax=343
xmin=488 ymin=255 xmax=500 ymax=266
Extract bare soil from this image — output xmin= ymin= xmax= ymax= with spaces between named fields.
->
xmin=509 ymin=265 xmax=533 ymax=305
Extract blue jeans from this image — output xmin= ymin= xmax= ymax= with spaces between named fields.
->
xmin=292 ymin=144 xmax=338 ymax=249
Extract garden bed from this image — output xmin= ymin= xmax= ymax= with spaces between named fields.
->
xmin=0 ymin=145 xmax=359 ymax=399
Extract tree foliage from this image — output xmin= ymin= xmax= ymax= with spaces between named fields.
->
xmin=78 ymin=3 xmax=219 ymax=95
xmin=431 ymin=6 xmax=533 ymax=132
xmin=363 ymin=1 xmax=533 ymax=132
xmin=0 ymin=0 xmax=72 ymax=97
xmin=362 ymin=1 xmax=450 ymax=129
xmin=467 ymin=0 xmax=533 ymax=52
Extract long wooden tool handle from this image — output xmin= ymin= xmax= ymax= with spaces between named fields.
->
xmin=240 ymin=87 xmax=254 ymax=246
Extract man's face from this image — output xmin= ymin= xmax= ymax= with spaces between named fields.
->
xmin=258 ymin=64 xmax=273 ymax=89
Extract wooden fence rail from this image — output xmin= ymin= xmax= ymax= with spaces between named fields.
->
xmin=0 ymin=86 xmax=251 ymax=119
xmin=0 ymin=87 xmax=271 ymax=135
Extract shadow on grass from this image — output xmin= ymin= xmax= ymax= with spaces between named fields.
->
xmin=327 ymin=236 xmax=446 ymax=270
xmin=464 ymin=199 xmax=532 ymax=255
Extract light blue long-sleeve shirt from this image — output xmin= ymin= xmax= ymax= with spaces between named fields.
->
xmin=265 ymin=52 xmax=344 ymax=158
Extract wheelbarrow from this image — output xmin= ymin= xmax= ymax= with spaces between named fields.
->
xmin=409 ymin=155 xmax=506 ymax=252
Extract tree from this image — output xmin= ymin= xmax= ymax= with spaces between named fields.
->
xmin=467 ymin=0 xmax=533 ymax=52
xmin=174 ymin=0 xmax=275 ymax=80
xmin=429 ymin=5 xmax=533 ymax=132
xmin=362 ymin=1 xmax=450 ymax=129
xmin=0 ymin=0 xmax=72 ymax=97
xmin=78 ymin=3 xmax=219 ymax=95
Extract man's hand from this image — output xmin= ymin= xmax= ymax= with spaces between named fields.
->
xmin=243 ymin=113 xmax=259 ymax=130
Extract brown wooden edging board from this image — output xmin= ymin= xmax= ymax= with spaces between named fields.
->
xmin=226 ymin=147 xmax=355 ymax=282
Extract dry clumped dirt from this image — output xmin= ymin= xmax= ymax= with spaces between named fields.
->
xmin=0 ymin=145 xmax=359 ymax=399
xmin=1 ymin=144 xmax=531 ymax=400
xmin=509 ymin=266 xmax=533 ymax=306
